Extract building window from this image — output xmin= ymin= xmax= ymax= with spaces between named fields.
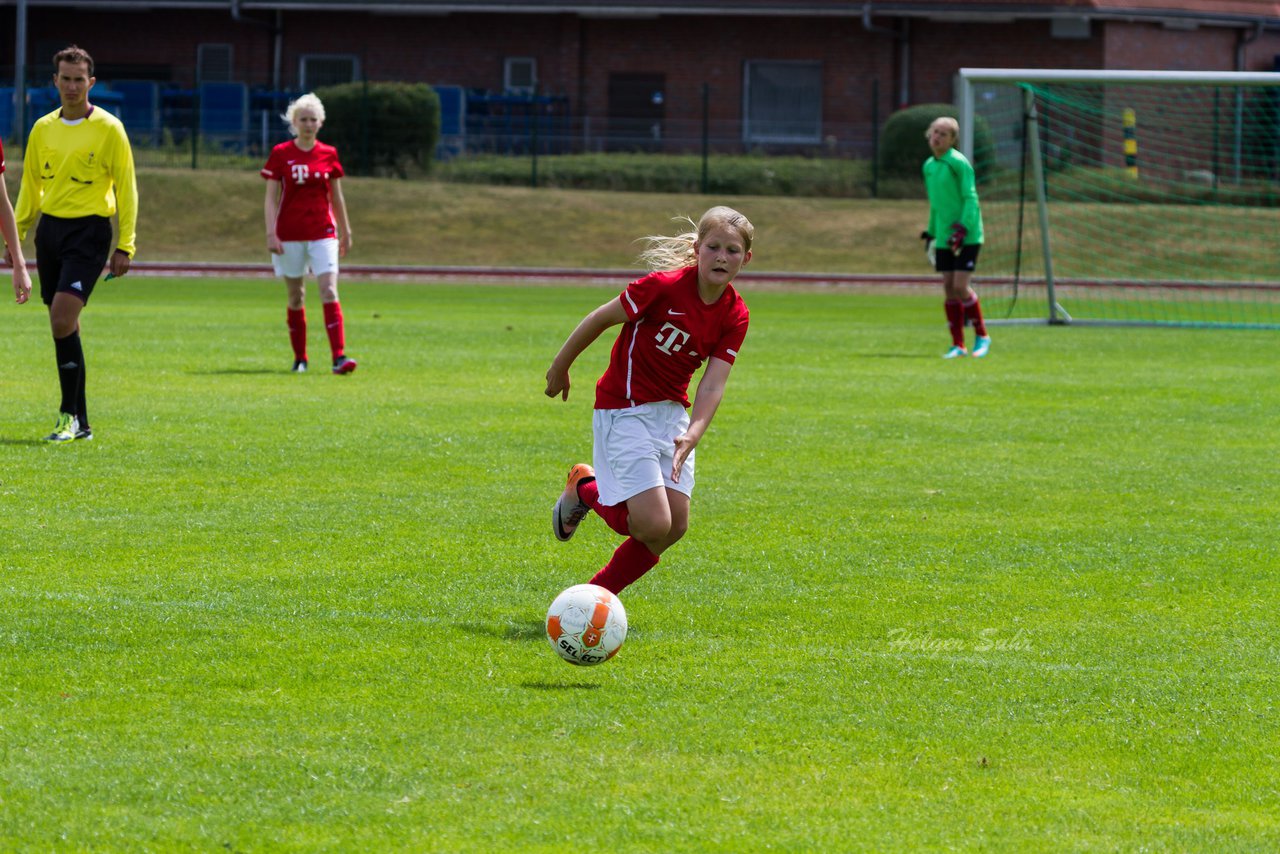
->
xmin=1051 ymin=17 xmax=1091 ymax=39
xmin=743 ymin=61 xmax=822 ymax=144
xmin=505 ymin=57 xmax=537 ymax=95
xmin=300 ymin=55 xmax=359 ymax=89
xmin=197 ymin=44 xmax=233 ymax=83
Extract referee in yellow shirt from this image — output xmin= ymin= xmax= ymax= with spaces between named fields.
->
xmin=12 ymin=45 xmax=138 ymax=443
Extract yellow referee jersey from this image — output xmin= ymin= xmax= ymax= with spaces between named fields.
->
xmin=15 ymin=105 xmax=138 ymax=257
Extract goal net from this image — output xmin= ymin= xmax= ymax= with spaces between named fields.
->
xmin=957 ymin=69 xmax=1280 ymax=328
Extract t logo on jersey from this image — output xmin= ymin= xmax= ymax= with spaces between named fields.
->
xmin=655 ymin=322 xmax=691 ymax=355
xmin=291 ymin=164 xmax=309 ymax=184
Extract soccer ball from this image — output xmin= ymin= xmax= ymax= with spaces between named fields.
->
xmin=545 ymin=583 xmax=628 ymax=666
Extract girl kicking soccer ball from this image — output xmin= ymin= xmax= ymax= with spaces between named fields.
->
xmin=544 ymin=206 xmax=754 ymax=595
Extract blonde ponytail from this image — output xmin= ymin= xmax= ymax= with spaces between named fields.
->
xmin=635 ymin=207 xmax=754 ymax=272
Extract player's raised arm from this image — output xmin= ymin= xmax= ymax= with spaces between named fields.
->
xmin=545 ymin=298 xmax=627 ymax=401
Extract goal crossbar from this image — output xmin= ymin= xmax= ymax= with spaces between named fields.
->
xmin=958 ymin=68 xmax=1280 ymax=164
xmin=956 ymin=68 xmax=1280 ymax=328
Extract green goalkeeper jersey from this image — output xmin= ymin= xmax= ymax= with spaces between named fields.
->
xmin=923 ymin=147 xmax=983 ymax=247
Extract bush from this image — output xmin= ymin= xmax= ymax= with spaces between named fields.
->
xmin=435 ymin=153 xmax=873 ymax=197
xmin=877 ymin=103 xmax=996 ymax=185
xmin=313 ymin=82 xmax=440 ymax=178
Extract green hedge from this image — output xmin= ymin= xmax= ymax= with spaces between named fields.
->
xmin=313 ymin=82 xmax=440 ymax=177
xmin=436 ymin=153 xmax=875 ymax=197
xmin=877 ymin=103 xmax=997 ymax=184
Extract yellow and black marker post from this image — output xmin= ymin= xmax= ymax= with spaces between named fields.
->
xmin=1123 ymin=108 xmax=1138 ymax=179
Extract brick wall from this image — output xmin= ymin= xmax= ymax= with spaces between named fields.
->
xmin=1103 ymin=21 xmax=1239 ymax=70
xmin=4 ymin=6 xmax=1273 ymax=146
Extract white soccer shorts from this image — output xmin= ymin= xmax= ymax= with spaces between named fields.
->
xmin=592 ymin=400 xmax=694 ymax=507
xmin=271 ymin=238 xmax=339 ymax=278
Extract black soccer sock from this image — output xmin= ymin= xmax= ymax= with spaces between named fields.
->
xmin=77 ymin=352 xmax=89 ymax=429
xmin=54 ymin=331 xmax=84 ymax=418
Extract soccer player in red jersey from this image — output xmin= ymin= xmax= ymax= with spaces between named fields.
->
xmin=1 ymin=139 xmax=33 ymax=305
xmin=545 ymin=206 xmax=754 ymax=595
xmin=262 ymin=93 xmax=356 ymax=374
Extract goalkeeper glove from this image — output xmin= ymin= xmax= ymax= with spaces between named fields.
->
xmin=920 ymin=231 xmax=936 ymax=266
xmin=948 ymin=223 xmax=968 ymax=254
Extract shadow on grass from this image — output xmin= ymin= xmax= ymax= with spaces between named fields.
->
xmin=851 ymin=352 xmax=935 ymax=359
xmin=457 ymin=620 xmax=545 ymax=643
xmin=193 ymin=368 xmax=282 ymax=376
xmin=457 ymin=621 xmax=607 ymax=688
xmin=0 ymin=438 xmax=55 ymax=447
xmin=520 ymin=680 xmax=601 ymax=691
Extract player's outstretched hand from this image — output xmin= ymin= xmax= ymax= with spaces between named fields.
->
xmin=544 ymin=367 xmax=571 ymax=401
xmin=671 ymin=434 xmax=697 ymax=483
xmin=6 ymin=246 xmax=31 ymax=304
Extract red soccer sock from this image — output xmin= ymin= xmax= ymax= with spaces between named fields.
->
xmin=287 ymin=307 xmax=307 ymax=361
xmin=963 ymin=295 xmax=988 ymax=337
xmin=322 ymin=301 xmax=347 ymax=359
xmin=590 ymin=537 xmax=660 ymax=595
xmin=944 ymin=300 xmax=965 ymax=347
xmin=580 ymin=479 xmax=630 ymax=536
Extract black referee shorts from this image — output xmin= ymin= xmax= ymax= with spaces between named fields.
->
xmin=36 ymin=214 xmax=114 ymax=306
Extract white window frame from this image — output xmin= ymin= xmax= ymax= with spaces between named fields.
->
xmin=505 ymin=57 xmax=537 ymax=95
xmin=197 ymin=43 xmax=233 ymax=83
xmin=299 ymin=54 xmax=360 ymax=90
xmin=743 ymin=60 xmax=823 ymax=144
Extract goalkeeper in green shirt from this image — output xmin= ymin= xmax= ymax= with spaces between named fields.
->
xmin=922 ymin=116 xmax=990 ymax=359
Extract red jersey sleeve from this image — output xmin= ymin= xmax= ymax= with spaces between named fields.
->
xmin=618 ymin=271 xmax=662 ymax=320
xmin=261 ymin=144 xmax=285 ymax=181
xmin=711 ymin=300 xmax=749 ymax=365
xmin=1 ymin=138 xmax=6 ymax=173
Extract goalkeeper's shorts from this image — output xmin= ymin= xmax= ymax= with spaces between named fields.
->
xmin=935 ymin=244 xmax=981 ymax=273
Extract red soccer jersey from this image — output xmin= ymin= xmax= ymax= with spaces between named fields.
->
xmin=0 ymin=138 xmax=6 ymax=173
xmin=261 ymin=140 xmax=345 ymax=241
xmin=594 ymin=266 xmax=750 ymax=410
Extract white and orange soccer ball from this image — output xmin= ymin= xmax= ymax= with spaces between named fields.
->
xmin=545 ymin=583 xmax=628 ymax=666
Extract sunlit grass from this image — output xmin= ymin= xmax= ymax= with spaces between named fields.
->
xmin=1 ymin=278 xmax=1277 ymax=850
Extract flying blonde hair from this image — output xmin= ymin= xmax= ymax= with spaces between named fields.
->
xmin=636 ymin=206 xmax=755 ymax=272
xmin=282 ymin=92 xmax=326 ymax=136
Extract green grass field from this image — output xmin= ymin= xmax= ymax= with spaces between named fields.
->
xmin=2 ymin=277 xmax=1277 ymax=850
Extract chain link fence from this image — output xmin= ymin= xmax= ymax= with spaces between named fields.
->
xmin=3 ymin=70 xmax=894 ymax=196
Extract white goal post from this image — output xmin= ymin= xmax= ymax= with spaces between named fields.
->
xmin=955 ymin=68 xmax=1280 ymax=328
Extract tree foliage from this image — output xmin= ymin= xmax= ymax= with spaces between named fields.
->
xmin=878 ymin=103 xmax=997 ymax=184
xmin=314 ymin=82 xmax=440 ymax=178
